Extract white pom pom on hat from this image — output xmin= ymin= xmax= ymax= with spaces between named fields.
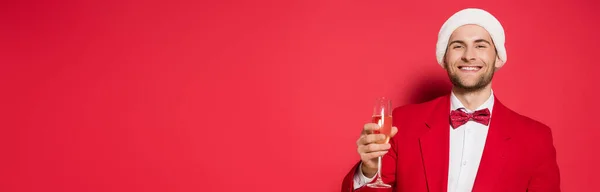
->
xmin=436 ymin=8 xmax=506 ymax=66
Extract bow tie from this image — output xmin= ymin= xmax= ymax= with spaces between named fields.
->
xmin=449 ymin=108 xmax=491 ymax=129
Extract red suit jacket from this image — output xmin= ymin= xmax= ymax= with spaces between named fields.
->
xmin=342 ymin=94 xmax=560 ymax=192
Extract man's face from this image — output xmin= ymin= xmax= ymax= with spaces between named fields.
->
xmin=444 ymin=24 xmax=502 ymax=91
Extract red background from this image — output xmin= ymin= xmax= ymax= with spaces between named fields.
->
xmin=2 ymin=0 xmax=599 ymax=191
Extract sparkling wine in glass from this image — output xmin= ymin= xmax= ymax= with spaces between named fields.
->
xmin=367 ymin=97 xmax=392 ymax=188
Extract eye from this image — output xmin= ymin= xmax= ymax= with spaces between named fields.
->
xmin=452 ymin=45 xmax=463 ymax=49
xmin=476 ymin=44 xmax=487 ymax=49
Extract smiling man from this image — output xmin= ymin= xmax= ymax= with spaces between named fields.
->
xmin=341 ymin=8 xmax=561 ymax=192
xmin=445 ymin=24 xmax=498 ymax=92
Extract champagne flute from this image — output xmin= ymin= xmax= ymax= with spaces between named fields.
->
xmin=367 ymin=97 xmax=392 ymax=188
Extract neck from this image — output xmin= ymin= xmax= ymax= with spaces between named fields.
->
xmin=452 ymin=84 xmax=492 ymax=111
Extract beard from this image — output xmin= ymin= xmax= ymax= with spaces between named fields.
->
xmin=446 ymin=61 xmax=496 ymax=92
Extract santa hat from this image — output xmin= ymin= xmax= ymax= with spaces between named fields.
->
xmin=436 ymin=8 xmax=507 ymax=66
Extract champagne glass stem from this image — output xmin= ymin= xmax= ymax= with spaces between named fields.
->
xmin=377 ymin=156 xmax=382 ymax=181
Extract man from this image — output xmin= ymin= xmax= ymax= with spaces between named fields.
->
xmin=341 ymin=8 xmax=561 ymax=192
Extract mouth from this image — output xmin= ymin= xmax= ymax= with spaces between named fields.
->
xmin=457 ymin=66 xmax=483 ymax=72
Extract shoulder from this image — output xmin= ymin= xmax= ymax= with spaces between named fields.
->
xmin=390 ymin=94 xmax=449 ymax=136
xmin=499 ymin=102 xmax=559 ymax=166
xmin=500 ymin=102 xmax=555 ymax=143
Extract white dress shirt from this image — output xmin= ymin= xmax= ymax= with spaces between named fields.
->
xmin=354 ymin=91 xmax=495 ymax=192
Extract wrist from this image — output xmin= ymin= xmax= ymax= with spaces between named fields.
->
xmin=361 ymin=163 xmax=377 ymax=178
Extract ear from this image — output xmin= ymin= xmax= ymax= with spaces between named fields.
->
xmin=442 ymin=54 xmax=450 ymax=69
xmin=494 ymin=56 xmax=505 ymax=68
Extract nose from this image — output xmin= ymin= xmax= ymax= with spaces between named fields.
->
xmin=461 ymin=47 xmax=476 ymax=62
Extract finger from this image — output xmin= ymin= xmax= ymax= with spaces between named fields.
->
xmin=362 ymin=123 xmax=380 ymax=135
xmin=390 ymin=126 xmax=398 ymax=137
xmin=366 ymin=134 xmax=387 ymax=144
xmin=356 ymin=135 xmax=365 ymax=146
xmin=358 ymin=134 xmax=387 ymax=145
xmin=358 ymin=143 xmax=391 ymax=153
xmin=366 ymin=143 xmax=391 ymax=153
xmin=364 ymin=151 xmax=388 ymax=159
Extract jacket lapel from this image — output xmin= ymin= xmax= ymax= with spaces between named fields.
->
xmin=472 ymin=95 xmax=513 ymax=191
xmin=421 ymin=94 xmax=451 ymax=192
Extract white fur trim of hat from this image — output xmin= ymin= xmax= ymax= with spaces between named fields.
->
xmin=436 ymin=8 xmax=506 ymax=66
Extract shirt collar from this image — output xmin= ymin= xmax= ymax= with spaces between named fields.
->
xmin=450 ymin=89 xmax=495 ymax=114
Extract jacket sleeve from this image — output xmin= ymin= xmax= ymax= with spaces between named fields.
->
xmin=341 ymin=137 xmax=398 ymax=192
xmin=527 ymin=125 xmax=561 ymax=192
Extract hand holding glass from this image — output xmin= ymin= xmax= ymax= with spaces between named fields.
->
xmin=366 ymin=97 xmax=393 ymax=188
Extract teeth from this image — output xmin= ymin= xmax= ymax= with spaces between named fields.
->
xmin=461 ymin=67 xmax=479 ymax=71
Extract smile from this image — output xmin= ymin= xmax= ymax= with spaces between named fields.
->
xmin=458 ymin=66 xmax=483 ymax=72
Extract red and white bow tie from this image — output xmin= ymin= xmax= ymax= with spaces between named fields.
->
xmin=449 ymin=108 xmax=491 ymax=129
